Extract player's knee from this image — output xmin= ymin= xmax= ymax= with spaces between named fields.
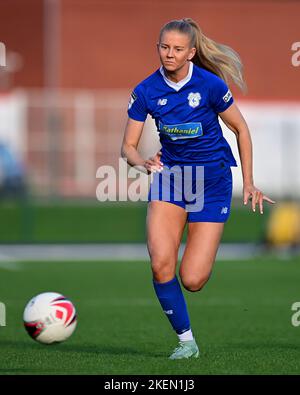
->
xmin=150 ymin=254 xmax=176 ymax=282
xmin=180 ymin=274 xmax=210 ymax=293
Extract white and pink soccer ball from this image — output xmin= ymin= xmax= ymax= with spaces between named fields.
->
xmin=23 ymin=292 xmax=77 ymax=344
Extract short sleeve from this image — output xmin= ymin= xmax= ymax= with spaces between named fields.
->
xmin=210 ymin=76 xmax=234 ymax=113
xmin=127 ymin=85 xmax=148 ymax=122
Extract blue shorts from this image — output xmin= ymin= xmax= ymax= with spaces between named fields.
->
xmin=148 ymin=161 xmax=233 ymax=223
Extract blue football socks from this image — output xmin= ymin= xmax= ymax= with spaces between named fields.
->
xmin=153 ymin=276 xmax=191 ymax=334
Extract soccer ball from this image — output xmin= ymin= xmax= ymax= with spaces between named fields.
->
xmin=23 ymin=292 xmax=77 ymax=344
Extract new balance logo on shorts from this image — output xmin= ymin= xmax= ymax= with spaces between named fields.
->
xmin=164 ymin=309 xmax=173 ymax=315
xmin=221 ymin=207 xmax=228 ymax=214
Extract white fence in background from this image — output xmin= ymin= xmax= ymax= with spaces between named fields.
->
xmin=0 ymin=89 xmax=299 ymax=199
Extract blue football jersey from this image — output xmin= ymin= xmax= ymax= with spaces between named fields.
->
xmin=127 ymin=62 xmax=237 ymax=167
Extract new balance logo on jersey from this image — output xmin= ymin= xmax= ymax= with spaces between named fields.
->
xmin=164 ymin=309 xmax=173 ymax=315
xmin=188 ymin=92 xmax=201 ymax=108
xmin=221 ymin=207 xmax=228 ymax=214
xmin=223 ymin=89 xmax=232 ymax=103
xmin=157 ymin=98 xmax=167 ymax=106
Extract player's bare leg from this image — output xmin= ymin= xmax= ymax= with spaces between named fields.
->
xmin=146 ymin=201 xmax=187 ymax=283
xmin=163 ymin=222 xmax=224 ymax=359
xmin=179 ymin=222 xmax=225 ymax=292
xmin=146 ymin=201 xmax=199 ymax=359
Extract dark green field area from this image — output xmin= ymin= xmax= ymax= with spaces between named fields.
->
xmin=1 ymin=258 xmax=300 ymax=375
xmin=0 ymin=199 xmax=269 ymax=243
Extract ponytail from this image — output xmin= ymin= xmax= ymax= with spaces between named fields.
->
xmin=159 ymin=18 xmax=247 ymax=93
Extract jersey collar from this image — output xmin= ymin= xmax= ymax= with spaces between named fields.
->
xmin=159 ymin=62 xmax=193 ymax=92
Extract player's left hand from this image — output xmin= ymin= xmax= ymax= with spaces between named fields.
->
xmin=243 ymin=184 xmax=276 ymax=214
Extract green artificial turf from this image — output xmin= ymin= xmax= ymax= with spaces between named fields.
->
xmin=0 ymin=199 xmax=268 ymax=243
xmin=1 ymin=257 xmax=299 ymax=375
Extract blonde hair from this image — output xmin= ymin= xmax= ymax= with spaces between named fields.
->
xmin=159 ymin=18 xmax=247 ymax=93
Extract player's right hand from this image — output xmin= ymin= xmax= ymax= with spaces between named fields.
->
xmin=144 ymin=151 xmax=164 ymax=174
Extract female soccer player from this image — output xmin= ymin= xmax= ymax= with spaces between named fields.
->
xmin=121 ymin=18 xmax=275 ymax=359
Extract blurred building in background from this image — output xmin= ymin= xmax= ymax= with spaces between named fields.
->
xmin=0 ymin=0 xmax=299 ymax=200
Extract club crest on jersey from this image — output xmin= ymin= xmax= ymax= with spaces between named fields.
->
xmin=128 ymin=91 xmax=137 ymax=110
xmin=187 ymin=92 xmax=201 ymax=108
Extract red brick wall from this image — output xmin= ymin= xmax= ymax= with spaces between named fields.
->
xmin=1 ymin=0 xmax=299 ymax=100
xmin=0 ymin=0 xmax=44 ymax=88
xmin=60 ymin=0 xmax=300 ymax=100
